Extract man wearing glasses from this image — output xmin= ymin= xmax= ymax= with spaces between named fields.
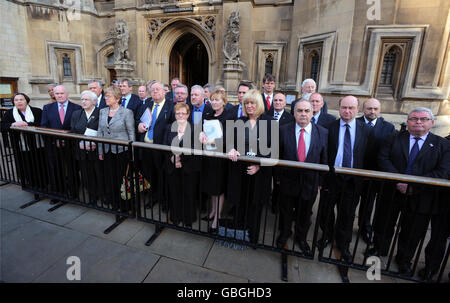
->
xmin=370 ymin=107 xmax=450 ymax=277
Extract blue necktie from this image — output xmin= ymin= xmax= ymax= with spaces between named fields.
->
xmin=368 ymin=121 xmax=374 ymax=127
xmin=121 ymin=97 xmax=126 ymax=107
xmin=342 ymin=124 xmax=352 ymax=168
xmin=404 ymin=137 xmax=420 ymax=174
xmin=238 ymin=104 xmax=243 ymax=118
xmin=147 ymin=104 xmax=159 ymax=141
xmin=311 ymin=116 xmax=316 ymax=124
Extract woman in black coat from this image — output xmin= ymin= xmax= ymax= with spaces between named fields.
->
xmin=199 ymin=89 xmax=233 ymax=231
xmin=0 ymin=93 xmax=45 ymax=189
xmin=164 ymin=103 xmax=200 ymax=227
xmin=227 ymin=89 xmax=274 ymax=244
xmin=70 ymin=90 xmax=100 ymax=204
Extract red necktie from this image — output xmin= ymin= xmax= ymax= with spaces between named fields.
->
xmin=266 ymin=95 xmax=271 ymax=110
xmin=59 ymin=104 xmax=65 ymax=124
xmin=298 ymin=129 xmax=306 ymax=162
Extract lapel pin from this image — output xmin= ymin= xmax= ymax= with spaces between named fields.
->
xmin=429 ymin=143 xmax=433 ymax=147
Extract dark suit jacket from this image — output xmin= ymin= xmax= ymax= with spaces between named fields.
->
xmin=327 ymin=118 xmax=374 ymax=170
xmin=357 ymin=116 xmax=396 ymax=170
xmin=97 ymin=91 xmax=107 ymax=109
xmin=229 ymin=104 xmax=242 ymax=120
xmin=70 ymin=108 xmax=100 ymax=134
xmin=261 ymin=93 xmax=273 ymax=113
xmin=188 ymin=103 xmax=214 ymax=125
xmin=136 ymin=99 xmax=175 ymax=144
xmin=291 ymin=98 xmax=329 ymax=114
xmin=316 ymin=112 xmax=336 ymax=128
xmin=165 ymin=91 xmax=174 ymax=104
xmin=122 ymin=94 xmax=141 ymax=115
xmin=267 ymin=108 xmax=294 ymax=126
xmin=278 ymin=121 xmax=328 ymax=200
xmin=41 ymin=101 xmax=82 ymax=130
xmin=378 ymin=131 xmax=450 ymax=214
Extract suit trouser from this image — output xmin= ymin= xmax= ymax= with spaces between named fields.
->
xmin=424 ymin=210 xmax=449 ymax=273
xmin=278 ymin=193 xmax=316 ymax=242
xmin=103 ymin=151 xmax=129 ymax=212
xmin=141 ymin=149 xmax=167 ymax=205
xmin=372 ymin=188 xmax=405 ymax=256
xmin=332 ymin=176 xmax=361 ymax=250
xmin=358 ymin=180 xmax=379 ymax=232
xmin=318 ymin=187 xmax=334 ymax=240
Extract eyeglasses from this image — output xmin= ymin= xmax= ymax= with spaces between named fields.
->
xmin=408 ymin=117 xmax=432 ymax=122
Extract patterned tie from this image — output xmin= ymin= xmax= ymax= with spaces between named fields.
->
xmin=342 ymin=124 xmax=352 ymax=167
xmin=404 ymin=137 xmax=421 ymax=174
xmin=147 ymin=104 xmax=159 ymax=141
xmin=297 ymin=129 xmax=306 ymax=162
xmin=59 ymin=104 xmax=65 ymax=124
xmin=121 ymin=97 xmax=126 ymax=107
xmin=368 ymin=121 xmax=374 ymax=127
xmin=266 ymin=95 xmax=271 ymax=110
xmin=274 ymin=111 xmax=279 ymax=121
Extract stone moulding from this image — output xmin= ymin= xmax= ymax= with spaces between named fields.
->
xmin=147 ymin=15 xmax=216 ymax=41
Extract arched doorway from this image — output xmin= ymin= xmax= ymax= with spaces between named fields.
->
xmin=169 ymin=33 xmax=208 ymax=89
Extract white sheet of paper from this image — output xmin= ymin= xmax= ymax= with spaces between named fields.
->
xmin=203 ymin=119 xmax=223 ymax=151
xmin=84 ymin=128 xmax=98 ymax=137
xmin=140 ymin=108 xmax=152 ymax=128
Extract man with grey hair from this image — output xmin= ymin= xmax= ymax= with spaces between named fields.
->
xmin=88 ymin=80 xmax=106 ymax=109
xmin=190 ymin=85 xmax=213 ymax=125
xmin=174 ymin=84 xmax=189 ymax=104
xmin=291 ymin=78 xmax=328 ymax=113
xmin=369 ymin=107 xmax=449 ymax=277
xmin=203 ymin=83 xmax=214 ymax=104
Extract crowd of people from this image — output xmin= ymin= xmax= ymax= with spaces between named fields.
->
xmin=1 ymin=74 xmax=449 ymax=282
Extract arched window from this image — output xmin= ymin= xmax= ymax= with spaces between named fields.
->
xmin=310 ymin=51 xmax=320 ymax=82
xmin=380 ymin=48 xmax=397 ymax=85
xmin=62 ymin=54 xmax=72 ymax=77
xmin=265 ymin=53 xmax=274 ymax=75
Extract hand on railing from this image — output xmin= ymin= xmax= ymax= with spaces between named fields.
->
xmin=227 ymin=149 xmax=240 ymax=162
xmin=11 ymin=121 xmax=28 ymax=127
xmin=99 ymin=154 xmax=104 ymax=161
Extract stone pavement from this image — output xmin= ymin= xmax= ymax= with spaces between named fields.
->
xmin=0 ymin=183 xmax=425 ymax=283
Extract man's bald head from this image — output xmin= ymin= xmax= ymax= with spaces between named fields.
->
xmin=339 ymin=95 xmax=359 ymax=123
xmin=362 ymin=98 xmax=381 ymax=121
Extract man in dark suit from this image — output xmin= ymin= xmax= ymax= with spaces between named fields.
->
xmin=261 ymin=73 xmax=275 ymax=113
xmin=229 ymin=82 xmax=252 ymax=120
xmin=276 ymin=99 xmax=328 ymax=255
xmin=174 ymin=84 xmax=190 ymax=105
xmin=119 ymin=78 xmax=141 ymax=115
xmin=318 ymin=95 xmax=374 ymax=262
xmin=138 ymin=85 xmax=149 ymax=105
xmin=356 ymin=98 xmax=396 ymax=244
xmin=137 ymin=81 xmax=175 ymax=207
xmin=269 ymin=93 xmax=294 ymax=213
xmin=370 ymin=108 xmax=449 ymax=276
xmin=290 ymin=79 xmax=328 ymax=114
xmin=165 ymin=78 xmax=180 ymax=104
xmin=203 ymin=83 xmax=214 ymax=105
xmin=88 ymin=80 xmax=106 ymax=109
xmin=41 ymin=85 xmax=82 ymax=204
xmin=189 ymin=85 xmax=214 ymax=126
xmin=310 ymin=93 xmax=335 ymax=128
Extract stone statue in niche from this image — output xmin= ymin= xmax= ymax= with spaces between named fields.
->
xmin=112 ymin=19 xmax=130 ymax=63
xmin=223 ymin=11 xmax=241 ymax=63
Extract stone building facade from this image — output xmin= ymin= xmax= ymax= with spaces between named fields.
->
xmin=0 ymin=0 xmax=449 ymax=133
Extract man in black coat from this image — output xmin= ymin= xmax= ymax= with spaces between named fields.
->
xmin=318 ymin=96 xmax=374 ymax=262
xmin=136 ymin=81 xmax=175 ymax=207
xmin=165 ymin=77 xmax=180 ymax=104
xmin=276 ymin=99 xmax=328 ymax=255
xmin=310 ymin=93 xmax=335 ymax=128
xmin=88 ymin=80 xmax=107 ymax=109
xmin=119 ymin=79 xmax=141 ymax=115
xmin=356 ymin=98 xmax=396 ymax=244
xmin=229 ymin=82 xmax=252 ymax=120
xmin=41 ymin=85 xmax=82 ymax=204
xmin=261 ymin=73 xmax=276 ymax=113
xmin=370 ymin=107 xmax=449 ymax=276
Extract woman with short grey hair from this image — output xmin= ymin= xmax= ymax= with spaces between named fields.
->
xmin=70 ymin=90 xmax=101 ymax=205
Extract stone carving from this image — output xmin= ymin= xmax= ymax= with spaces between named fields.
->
xmin=109 ymin=19 xmax=130 ymax=63
xmin=223 ymin=11 xmax=241 ymax=63
xmin=147 ymin=16 xmax=216 ymax=41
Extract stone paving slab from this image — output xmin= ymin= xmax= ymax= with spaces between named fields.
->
xmin=203 ymin=241 xmax=301 ymax=283
xmin=0 ymin=208 xmax=34 ymax=236
xmin=1 ymin=219 xmax=90 ymax=282
xmin=127 ymin=225 xmax=215 ymax=266
xmin=65 ymin=208 xmax=146 ymax=245
xmin=0 ymin=184 xmax=35 ymax=211
xmin=34 ymin=236 xmax=160 ymax=283
xmin=144 ymin=257 xmax=248 ymax=283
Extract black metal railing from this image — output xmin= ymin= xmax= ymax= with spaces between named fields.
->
xmin=3 ymin=125 xmax=449 ymax=283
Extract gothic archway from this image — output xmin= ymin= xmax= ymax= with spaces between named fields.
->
xmin=146 ymin=17 xmax=216 ymax=86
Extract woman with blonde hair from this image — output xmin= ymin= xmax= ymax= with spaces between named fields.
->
xmin=227 ymin=89 xmax=274 ymax=244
